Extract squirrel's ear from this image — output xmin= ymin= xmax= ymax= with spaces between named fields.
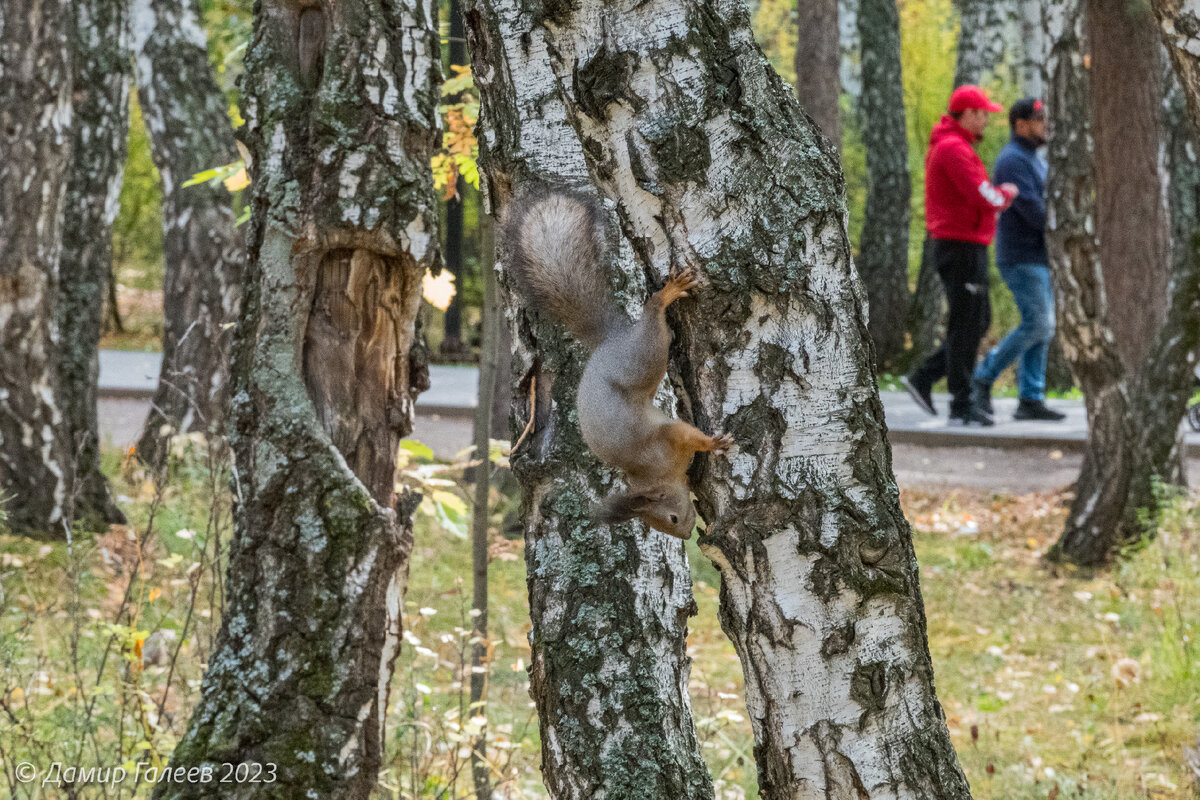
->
xmin=596 ymin=491 xmax=657 ymax=524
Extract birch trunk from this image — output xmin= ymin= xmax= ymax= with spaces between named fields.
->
xmin=1021 ymin=0 xmax=1046 ymax=96
xmin=59 ymin=0 xmax=130 ymax=528
xmin=474 ymin=0 xmax=973 ymax=796
xmin=795 ymin=0 xmax=842 ymax=145
xmin=857 ymin=0 xmax=911 ymax=370
xmin=1044 ymin=0 xmax=1200 ymax=565
xmin=954 ymin=0 xmax=1017 ymax=87
xmin=130 ymin=0 xmax=241 ymax=466
xmin=153 ymin=0 xmax=440 ymax=797
xmin=464 ymin=5 xmax=715 ymax=799
xmin=0 ymin=0 xmax=75 ymax=537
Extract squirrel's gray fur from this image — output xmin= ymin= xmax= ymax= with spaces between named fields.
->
xmin=499 ymin=187 xmax=733 ymax=539
xmin=500 ymin=188 xmax=617 ymax=351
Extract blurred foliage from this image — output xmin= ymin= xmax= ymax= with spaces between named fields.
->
xmin=108 ymin=0 xmax=1032 ymax=364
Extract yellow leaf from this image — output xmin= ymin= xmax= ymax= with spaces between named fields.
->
xmin=223 ymin=166 xmax=250 ymax=192
xmin=422 ymin=270 xmax=456 ymax=311
xmin=148 ymin=588 xmax=162 ymax=603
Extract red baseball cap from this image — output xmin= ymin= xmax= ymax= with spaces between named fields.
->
xmin=948 ymin=84 xmax=1004 ymax=113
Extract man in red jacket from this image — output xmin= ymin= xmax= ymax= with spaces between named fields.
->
xmin=902 ymin=84 xmax=1018 ymax=426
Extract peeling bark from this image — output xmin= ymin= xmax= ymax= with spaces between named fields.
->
xmin=59 ymin=0 xmax=130 ymax=528
xmin=471 ymin=1 xmax=974 ymax=796
xmin=1044 ymin=0 xmax=1200 ymax=565
xmin=153 ymin=0 xmax=441 ymax=797
xmin=465 ymin=5 xmax=715 ymax=799
xmin=0 ymin=0 xmax=75 ymax=537
xmin=857 ymin=0 xmax=911 ymax=370
xmin=795 ymin=0 xmax=841 ymax=145
xmin=130 ymin=0 xmax=241 ymax=465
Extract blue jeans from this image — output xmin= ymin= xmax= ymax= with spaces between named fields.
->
xmin=974 ymin=263 xmax=1055 ymax=401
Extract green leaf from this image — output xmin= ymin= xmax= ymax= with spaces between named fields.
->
xmin=400 ymin=440 xmax=436 ymax=461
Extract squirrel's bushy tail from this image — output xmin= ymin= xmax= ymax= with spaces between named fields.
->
xmin=500 ymin=188 xmax=615 ymax=351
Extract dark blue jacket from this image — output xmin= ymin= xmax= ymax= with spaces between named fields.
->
xmin=993 ymin=135 xmax=1048 ymax=268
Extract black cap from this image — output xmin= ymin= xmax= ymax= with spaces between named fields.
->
xmin=1009 ymin=97 xmax=1045 ymax=127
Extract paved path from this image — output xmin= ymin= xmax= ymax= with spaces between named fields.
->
xmin=97 ymin=351 xmax=1200 ymax=455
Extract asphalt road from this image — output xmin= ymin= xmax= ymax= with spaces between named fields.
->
xmin=100 ymin=397 xmax=1200 ymax=494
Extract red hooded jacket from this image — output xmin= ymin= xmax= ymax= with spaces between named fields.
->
xmin=925 ymin=115 xmax=1016 ymax=245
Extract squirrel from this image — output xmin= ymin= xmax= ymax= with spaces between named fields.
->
xmin=500 ymin=188 xmax=733 ymax=539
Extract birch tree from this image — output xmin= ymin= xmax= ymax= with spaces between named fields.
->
xmin=58 ymin=0 xmax=130 ymax=528
xmin=0 ymin=0 xmax=75 ymax=537
xmin=857 ymin=0 xmax=911 ymax=369
xmin=154 ymin=0 xmax=440 ymax=796
xmin=470 ymin=0 xmax=973 ymax=796
xmin=1044 ymin=0 xmax=1200 ymax=565
xmin=953 ymin=0 xmax=1018 ymax=87
xmin=130 ymin=0 xmax=241 ymax=466
xmin=463 ymin=6 xmax=714 ymax=799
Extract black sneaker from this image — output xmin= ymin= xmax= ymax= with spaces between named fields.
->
xmin=948 ymin=403 xmax=995 ymax=427
xmin=1013 ymin=399 xmax=1066 ymax=421
xmin=901 ymin=374 xmax=936 ymax=416
xmin=971 ymin=378 xmax=993 ymax=415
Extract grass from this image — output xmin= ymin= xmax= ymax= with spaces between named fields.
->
xmin=1 ymin=443 xmax=1197 ymax=798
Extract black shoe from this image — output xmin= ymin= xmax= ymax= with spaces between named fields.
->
xmin=971 ymin=378 xmax=993 ymax=415
xmin=1013 ymin=399 xmax=1066 ymax=421
xmin=948 ymin=403 xmax=994 ymax=427
xmin=901 ymin=374 xmax=936 ymax=416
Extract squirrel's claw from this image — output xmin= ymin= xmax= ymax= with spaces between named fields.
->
xmin=709 ymin=432 xmax=735 ymax=455
xmin=668 ymin=263 xmax=703 ymax=294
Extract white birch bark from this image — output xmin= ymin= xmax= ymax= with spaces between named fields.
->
xmin=473 ymin=0 xmax=974 ymax=796
xmin=0 ymin=0 xmax=75 ymax=537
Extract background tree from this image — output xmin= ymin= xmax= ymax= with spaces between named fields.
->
xmin=130 ymin=0 xmax=242 ymax=466
xmin=58 ymin=0 xmax=130 ymax=528
xmin=463 ymin=6 xmax=716 ymax=799
xmin=857 ymin=0 xmax=912 ymax=369
xmin=795 ymin=0 xmax=842 ymax=144
xmin=0 ymin=0 xmax=76 ymax=537
xmin=153 ymin=0 xmax=440 ymax=796
xmin=1044 ymin=0 xmax=1200 ymax=565
xmin=953 ymin=0 xmax=1017 ymax=87
xmin=472 ymin=0 xmax=975 ymax=796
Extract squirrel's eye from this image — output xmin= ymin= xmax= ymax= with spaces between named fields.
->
xmin=669 ymin=514 xmax=679 ymax=524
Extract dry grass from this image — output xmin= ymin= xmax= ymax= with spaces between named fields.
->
xmin=1 ymin=448 xmax=1197 ymax=799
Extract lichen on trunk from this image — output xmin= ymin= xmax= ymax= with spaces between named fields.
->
xmin=154 ymin=0 xmax=441 ymax=797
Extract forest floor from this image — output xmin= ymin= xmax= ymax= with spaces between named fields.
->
xmin=0 ymin=443 xmax=1197 ymax=799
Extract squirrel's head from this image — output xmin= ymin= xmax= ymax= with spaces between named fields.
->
xmin=596 ymin=483 xmax=696 ymax=540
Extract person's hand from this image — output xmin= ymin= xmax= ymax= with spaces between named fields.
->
xmin=999 ymin=182 xmax=1019 ymax=211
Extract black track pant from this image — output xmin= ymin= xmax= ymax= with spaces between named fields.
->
xmin=911 ymin=238 xmax=991 ymax=415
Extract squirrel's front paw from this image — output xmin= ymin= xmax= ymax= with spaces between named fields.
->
xmin=668 ymin=263 xmax=703 ymax=295
xmin=709 ymin=432 xmax=735 ymax=455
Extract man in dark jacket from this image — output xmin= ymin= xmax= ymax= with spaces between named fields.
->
xmin=903 ymin=85 xmax=1016 ymax=426
xmin=970 ymin=98 xmax=1066 ymax=421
